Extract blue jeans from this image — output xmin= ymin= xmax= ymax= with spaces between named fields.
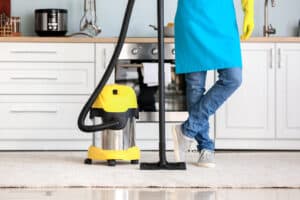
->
xmin=182 ymin=67 xmax=242 ymax=151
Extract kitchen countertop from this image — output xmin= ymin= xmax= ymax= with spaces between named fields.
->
xmin=0 ymin=36 xmax=299 ymax=43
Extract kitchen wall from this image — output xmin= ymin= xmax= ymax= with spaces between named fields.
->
xmin=12 ymin=0 xmax=300 ymax=37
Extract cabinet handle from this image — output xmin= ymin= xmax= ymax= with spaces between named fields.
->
xmin=10 ymin=50 xmax=57 ymax=54
xmin=10 ymin=107 xmax=58 ymax=113
xmin=10 ymin=76 xmax=58 ymax=80
xmin=278 ymin=48 xmax=282 ymax=69
xmin=103 ymin=48 xmax=107 ymax=69
xmin=270 ymin=48 xmax=274 ymax=69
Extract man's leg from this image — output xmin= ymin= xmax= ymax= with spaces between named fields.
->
xmin=172 ymin=71 xmax=207 ymax=161
xmin=183 ymin=67 xmax=243 ymax=151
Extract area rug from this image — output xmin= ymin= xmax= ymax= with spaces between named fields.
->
xmin=0 ymin=151 xmax=299 ymax=188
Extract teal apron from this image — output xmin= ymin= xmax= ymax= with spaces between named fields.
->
xmin=175 ymin=0 xmax=242 ymax=74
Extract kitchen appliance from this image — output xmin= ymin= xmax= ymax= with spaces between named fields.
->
xmin=84 ymin=84 xmax=140 ymax=166
xmin=78 ymin=0 xmax=186 ymax=170
xmin=35 ymin=9 xmax=68 ymax=37
xmin=116 ymin=43 xmax=187 ymax=123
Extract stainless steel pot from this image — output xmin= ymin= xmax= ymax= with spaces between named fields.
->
xmin=149 ymin=24 xmax=174 ymax=37
xmin=35 ymin=9 xmax=68 ymax=37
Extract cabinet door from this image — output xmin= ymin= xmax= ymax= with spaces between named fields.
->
xmin=0 ymin=43 xmax=94 ymax=62
xmin=0 ymin=95 xmax=92 ymax=150
xmin=216 ymin=43 xmax=275 ymax=139
xmin=0 ymin=63 xmax=94 ymax=95
xmin=96 ymin=44 xmax=115 ymax=84
xmin=276 ymin=43 xmax=300 ymax=139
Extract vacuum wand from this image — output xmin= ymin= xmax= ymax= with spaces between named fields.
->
xmin=140 ymin=0 xmax=186 ymax=170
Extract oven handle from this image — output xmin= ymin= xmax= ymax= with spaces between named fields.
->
xmin=117 ymin=63 xmax=175 ymax=68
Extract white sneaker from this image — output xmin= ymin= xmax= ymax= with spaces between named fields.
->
xmin=197 ymin=149 xmax=216 ymax=168
xmin=172 ymin=125 xmax=194 ymax=162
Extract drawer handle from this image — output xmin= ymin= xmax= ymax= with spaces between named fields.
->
xmin=10 ymin=108 xmax=58 ymax=113
xmin=10 ymin=76 xmax=58 ymax=80
xmin=10 ymin=50 xmax=57 ymax=54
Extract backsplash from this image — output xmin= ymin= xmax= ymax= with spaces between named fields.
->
xmin=11 ymin=0 xmax=300 ymax=37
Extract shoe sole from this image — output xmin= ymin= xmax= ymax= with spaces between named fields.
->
xmin=172 ymin=126 xmax=181 ymax=162
xmin=196 ymin=162 xmax=216 ymax=168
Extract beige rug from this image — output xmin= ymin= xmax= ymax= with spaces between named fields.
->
xmin=0 ymin=151 xmax=299 ymax=188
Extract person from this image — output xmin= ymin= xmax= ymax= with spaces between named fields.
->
xmin=172 ymin=0 xmax=254 ymax=168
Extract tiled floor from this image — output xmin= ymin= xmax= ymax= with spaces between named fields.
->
xmin=0 ymin=188 xmax=300 ymax=200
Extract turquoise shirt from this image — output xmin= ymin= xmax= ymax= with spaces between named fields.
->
xmin=175 ymin=0 xmax=243 ymax=74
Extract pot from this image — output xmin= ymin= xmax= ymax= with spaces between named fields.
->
xmin=35 ymin=9 xmax=68 ymax=37
xmin=149 ymin=24 xmax=174 ymax=37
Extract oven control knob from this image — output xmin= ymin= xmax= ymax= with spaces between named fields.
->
xmin=131 ymin=48 xmax=139 ymax=55
xmin=152 ymin=48 xmax=158 ymax=55
xmin=172 ymin=48 xmax=176 ymax=55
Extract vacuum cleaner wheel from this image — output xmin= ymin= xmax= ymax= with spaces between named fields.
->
xmin=84 ymin=158 xmax=92 ymax=165
xmin=107 ymin=160 xmax=117 ymax=166
xmin=130 ymin=160 xmax=139 ymax=165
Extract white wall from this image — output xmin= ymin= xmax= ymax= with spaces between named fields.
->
xmin=11 ymin=0 xmax=300 ymax=37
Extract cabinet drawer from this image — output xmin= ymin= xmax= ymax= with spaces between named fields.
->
xmin=0 ymin=43 xmax=94 ymax=62
xmin=0 ymin=62 xmax=94 ymax=94
xmin=0 ymin=95 xmax=92 ymax=140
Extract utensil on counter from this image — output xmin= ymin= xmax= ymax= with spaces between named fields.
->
xmin=0 ymin=13 xmax=21 ymax=36
xmin=79 ymin=0 xmax=101 ymax=37
xmin=35 ymin=9 xmax=68 ymax=37
xmin=149 ymin=24 xmax=174 ymax=37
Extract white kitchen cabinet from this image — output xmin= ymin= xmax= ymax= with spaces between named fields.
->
xmin=96 ymin=44 xmax=115 ymax=84
xmin=276 ymin=43 xmax=300 ymax=139
xmin=1 ymin=41 xmax=300 ymax=150
xmin=0 ymin=95 xmax=93 ymax=150
xmin=0 ymin=43 xmax=94 ymax=62
xmin=0 ymin=62 xmax=94 ymax=95
xmin=216 ymin=43 xmax=300 ymax=150
xmin=216 ymin=43 xmax=275 ymax=139
xmin=0 ymin=42 xmax=98 ymax=150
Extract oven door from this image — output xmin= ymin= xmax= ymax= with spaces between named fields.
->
xmin=115 ymin=61 xmax=188 ymax=122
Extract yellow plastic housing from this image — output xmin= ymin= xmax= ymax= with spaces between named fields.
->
xmin=87 ymin=146 xmax=141 ymax=161
xmin=92 ymin=84 xmax=138 ymax=113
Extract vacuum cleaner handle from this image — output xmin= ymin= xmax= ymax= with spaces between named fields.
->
xmin=91 ymin=120 xmax=121 ymax=131
xmin=77 ymin=0 xmax=135 ymax=133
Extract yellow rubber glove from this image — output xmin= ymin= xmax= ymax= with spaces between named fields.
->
xmin=241 ymin=0 xmax=255 ymax=40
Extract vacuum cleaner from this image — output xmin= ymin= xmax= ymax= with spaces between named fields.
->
xmin=78 ymin=0 xmax=186 ymax=170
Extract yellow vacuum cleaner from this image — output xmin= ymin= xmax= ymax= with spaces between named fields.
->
xmin=85 ymin=84 xmax=140 ymax=166
xmin=77 ymin=1 xmax=140 ymax=166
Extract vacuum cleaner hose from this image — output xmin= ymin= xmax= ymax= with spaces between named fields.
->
xmin=78 ymin=0 xmax=135 ymax=132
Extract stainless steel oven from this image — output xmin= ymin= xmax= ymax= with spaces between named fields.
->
xmin=116 ymin=43 xmax=188 ymax=122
